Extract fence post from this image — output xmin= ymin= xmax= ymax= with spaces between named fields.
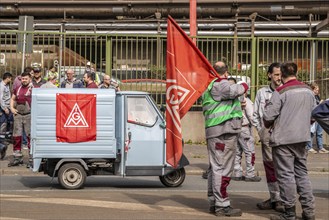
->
xmin=310 ymin=39 xmax=317 ymax=82
xmin=106 ymin=36 xmax=112 ymax=76
xmin=251 ymin=37 xmax=257 ymax=101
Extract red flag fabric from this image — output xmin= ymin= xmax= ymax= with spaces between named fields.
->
xmin=56 ymin=93 xmax=96 ymax=143
xmin=166 ymin=16 xmax=219 ymax=167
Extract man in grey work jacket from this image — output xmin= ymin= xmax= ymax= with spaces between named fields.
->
xmin=253 ymin=62 xmax=284 ymax=212
xmin=202 ymin=61 xmax=248 ymax=217
xmin=264 ymin=62 xmax=315 ymax=220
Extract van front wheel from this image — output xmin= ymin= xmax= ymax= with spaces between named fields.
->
xmin=159 ymin=168 xmax=185 ymax=187
xmin=58 ymin=163 xmax=86 ymax=190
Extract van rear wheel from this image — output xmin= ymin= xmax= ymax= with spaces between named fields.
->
xmin=159 ymin=168 xmax=185 ymax=187
xmin=58 ymin=163 xmax=86 ymax=190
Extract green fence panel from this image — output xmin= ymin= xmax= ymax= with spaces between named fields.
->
xmin=1 ymin=30 xmax=328 ymax=106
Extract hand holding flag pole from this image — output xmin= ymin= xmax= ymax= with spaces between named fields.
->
xmin=166 ymin=16 xmax=220 ymax=167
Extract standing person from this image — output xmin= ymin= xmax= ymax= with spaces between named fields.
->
xmin=202 ymin=61 xmax=248 ymax=217
xmin=0 ymin=72 xmax=13 ymax=141
xmin=306 ymin=83 xmax=328 ymax=154
xmin=40 ymin=73 xmax=58 ymax=88
xmin=12 ymin=67 xmax=33 ymax=150
xmin=264 ymin=62 xmax=315 ymax=220
xmin=98 ymin=75 xmax=120 ymax=91
xmin=60 ymin=69 xmax=84 ymax=88
xmin=32 ymin=66 xmax=46 ymax=88
xmin=12 ymin=67 xmax=34 ymax=92
xmin=86 ymin=61 xmax=95 ymax=73
xmin=83 ymin=72 xmax=98 ymax=88
xmin=8 ymin=71 xmax=33 ymax=167
xmin=232 ymin=91 xmax=261 ymax=182
xmin=45 ymin=66 xmax=59 ymax=87
xmin=253 ymin=62 xmax=284 ymax=212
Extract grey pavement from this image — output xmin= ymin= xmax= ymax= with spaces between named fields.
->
xmin=0 ymin=143 xmax=328 ymax=176
xmin=0 ymin=143 xmax=328 ymax=220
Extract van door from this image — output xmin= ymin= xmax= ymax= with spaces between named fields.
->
xmin=125 ymin=95 xmax=165 ymax=172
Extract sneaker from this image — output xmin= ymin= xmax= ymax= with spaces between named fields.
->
xmin=245 ymin=176 xmax=262 ymax=182
xmin=22 ymin=144 xmax=28 ymax=150
xmin=231 ymin=176 xmax=245 ymax=181
xmin=215 ymin=206 xmax=242 ymax=217
xmin=8 ymin=158 xmax=23 ymax=167
xmin=308 ymin=148 xmax=317 ymax=154
xmin=318 ymin=148 xmax=329 ymax=154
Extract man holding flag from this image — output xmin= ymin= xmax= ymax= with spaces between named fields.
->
xmin=166 ymin=16 xmax=248 ymax=216
xmin=202 ymin=61 xmax=248 ymax=217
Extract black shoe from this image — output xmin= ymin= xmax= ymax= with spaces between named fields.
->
xmin=0 ymin=145 xmax=7 ymax=160
xmin=215 ymin=206 xmax=242 ymax=217
xmin=270 ymin=206 xmax=295 ymax=220
xmin=202 ymin=171 xmax=208 ymax=179
xmin=257 ymin=198 xmax=272 ymax=210
xmin=231 ymin=176 xmax=245 ymax=181
xmin=274 ymin=201 xmax=285 ymax=213
xmin=245 ymin=176 xmax=262 ymax=182
xmin=209 ymin=206 xmax=215 ymax=214
xmin=8 ymin=158 xmax=23 ymax=167
xmin=301 ymin=212 xmax=315 ymax=220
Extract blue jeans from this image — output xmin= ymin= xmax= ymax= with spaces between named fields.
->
xmin=306 ymin=123 xmax=323 ymax=150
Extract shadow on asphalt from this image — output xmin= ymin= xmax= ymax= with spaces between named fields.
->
xmin=18 ymin=176 xmax=167 ymax=190
xmin=125 ymin=192 xmax=276 ymax=219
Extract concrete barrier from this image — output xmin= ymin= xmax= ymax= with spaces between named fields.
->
xmin=182 ymin=111 xmax=329 ymax=146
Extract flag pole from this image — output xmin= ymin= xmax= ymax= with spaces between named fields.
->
xmin=190 ymin=0 xmax=197 ymax=45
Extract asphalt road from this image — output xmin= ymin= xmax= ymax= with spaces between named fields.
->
xmin=1 ymin=175 xmax=328 ymax=220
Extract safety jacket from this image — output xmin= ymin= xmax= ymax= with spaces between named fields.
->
xmin=202 ymin=79 xmax=242 ymax=128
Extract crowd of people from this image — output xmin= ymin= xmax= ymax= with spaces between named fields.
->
xmin=0 ymin=65 xmax=120 ymax=167
xmin=1 ymin=60 xmax=328 ymax=220
xmin=202 ymin=61 xmax=327 ymax=219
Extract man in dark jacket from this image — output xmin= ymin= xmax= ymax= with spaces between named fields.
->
xmin=60 ymin=69 xmax=84 ymax=88
xmin=312 ymin=99 xmax=329 ymax=134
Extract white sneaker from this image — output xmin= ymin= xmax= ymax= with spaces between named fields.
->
xmin=308 ymin=148 xmax=317 ymax=154
xmin=318 ymin=148 xmax=329 ymax=154
xmin=22 ymin=144 xmax=28 ymax=150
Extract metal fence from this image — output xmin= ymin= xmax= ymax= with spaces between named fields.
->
xmin=1 ymin=30 xmax=328 ymax=106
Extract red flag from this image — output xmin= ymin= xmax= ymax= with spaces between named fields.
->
xmin=166 ymin=16 xmax=219 ymax=167
xmin=56 ymin=94 xmax=96 ymax=143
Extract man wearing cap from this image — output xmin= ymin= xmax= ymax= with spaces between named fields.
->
xmin=32 ymin=66 xmax=46 ymax=88
xmin=202 ymin=61 xmax=248 ymax=217
xmin=86 ymin=61 xmax=95 ymax=73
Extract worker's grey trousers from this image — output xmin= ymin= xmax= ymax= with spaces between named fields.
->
xmin=259 ymin=127 xmax=281 ymax=202
xmin=207 ymin=133 xmax=238 ymax=208
xmin=272 ymin=144 xmax=315 ymax=216
xmin=233 ymin=126 xmax=256 ymax=178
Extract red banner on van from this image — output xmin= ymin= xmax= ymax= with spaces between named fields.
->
xmin=56 ymin=94 xmax=96 ymax=143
